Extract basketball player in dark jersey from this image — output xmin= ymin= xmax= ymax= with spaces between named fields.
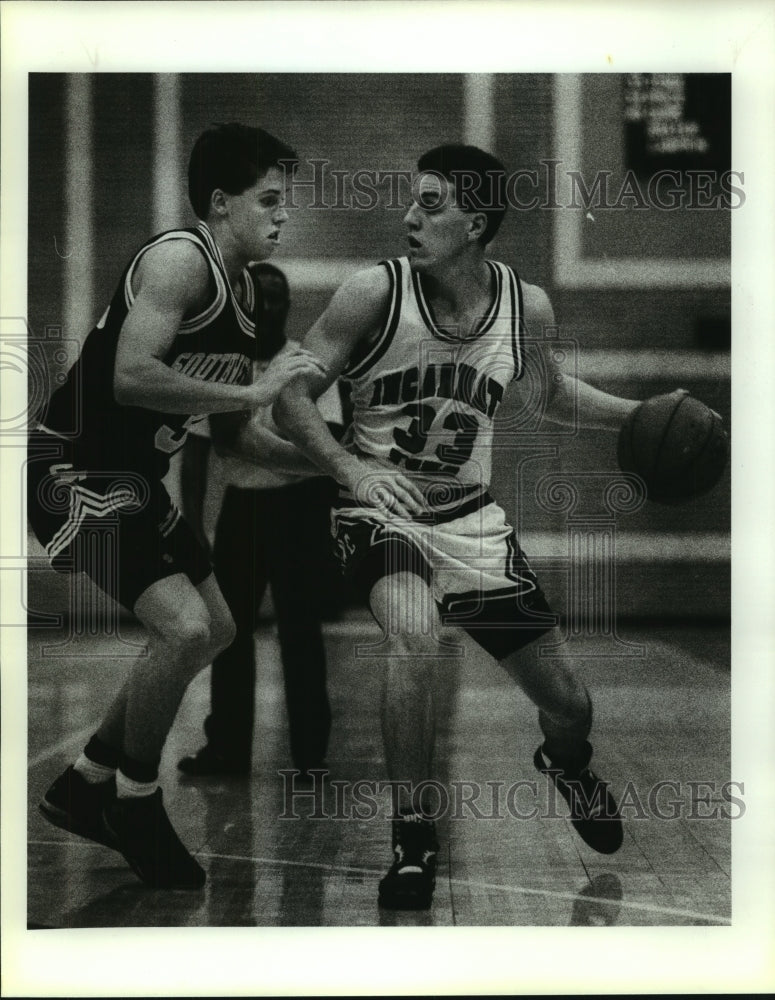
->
xmin=28 ymin=124 xmax=325 ymax=889
xmin=275 ymin=144 xmax=650 ymax=910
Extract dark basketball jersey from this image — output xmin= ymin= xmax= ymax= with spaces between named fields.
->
xmin=40 ymin=221 xmax=258 ymax=479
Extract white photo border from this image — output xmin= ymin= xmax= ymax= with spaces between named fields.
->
xmin=2 ymin=1 xmax=773 ymax=996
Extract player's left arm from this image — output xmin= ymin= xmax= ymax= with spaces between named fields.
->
xmin=522 ymin=281 xmax=640 ymax=430
xmin=209 ymin=265 xmax=322 ymax=475
xmin=218 ymin=382 xmax=343 ymax=473
xmin=210 ymin=409 xmax=320 ymax=476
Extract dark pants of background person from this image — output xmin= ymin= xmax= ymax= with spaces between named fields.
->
xmin=204 ymin=476 xmax=339 ymax=771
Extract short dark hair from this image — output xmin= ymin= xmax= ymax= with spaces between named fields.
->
xmin=417 ymin=144 xmax=507 ymax=245
xmin=188 ymin=123 xmax=298 ymax=220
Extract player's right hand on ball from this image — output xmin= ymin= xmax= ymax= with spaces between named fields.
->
xmin=668 ymin=386 xmax=722 ymax=421
xmin=250 ymin=344 xmax=328 ymax=406
xmin=339 ymin=456 xmax=426 ymax=520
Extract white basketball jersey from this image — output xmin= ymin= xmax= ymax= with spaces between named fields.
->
xmin=342 ymin=256 xmax=525 ymax=488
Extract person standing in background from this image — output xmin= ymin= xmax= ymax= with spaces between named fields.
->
xmin=178 ymin=263 xmax=345 ymax=780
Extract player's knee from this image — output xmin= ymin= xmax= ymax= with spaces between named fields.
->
xmin=164 ymin=616 xmax=213 ymax=661
xmin=375 ymin=601 xmax=442 ymax=646
xmin=207 ymin=609 xmax=236 ymax=656
xmin=370 ymin=573 xmax=438 ymax=636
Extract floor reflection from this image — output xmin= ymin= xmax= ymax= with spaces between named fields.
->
xmin=55 ymin=881 xmax=207 ymax=928
xmin=196 ymin=779 xmax=259 ymax=926
xmin=569 ymin=873 xmax=623 ymax=926
xmin=278 ymin=862 xmax=326 ymax=926
xmin=378 ymin=905 xmax=435 ymax=927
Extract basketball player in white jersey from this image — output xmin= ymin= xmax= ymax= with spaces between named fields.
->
xmin=275 ymin=144 xmax=642 ymax=910
xmin=28 ymin=124 xmax=325 ymax=889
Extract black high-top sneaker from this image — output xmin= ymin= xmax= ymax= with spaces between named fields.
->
xmin=378 ymin=813 xmax=439 ymax=910
xmin=39 ymin=765 xmax=118 ymax=850
xmin=534 ymin=741 xmax=623 ymax=854
xmin=103 ymin=788 xmax=206 ymax=890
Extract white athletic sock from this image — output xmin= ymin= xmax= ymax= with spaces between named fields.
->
xmin=73 ymin=753 xmax=115 ymax=784
xmin=116 ymin=769 xmax=158 ymax=799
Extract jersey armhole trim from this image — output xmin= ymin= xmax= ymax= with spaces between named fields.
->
xmin=509 ymin=266 xmax=525 ymax=380
xmin=122 ymin=230 xmax=229 ymax=336
xmin=197 ymin=222 xmax=255 ymax=339
xmin=343 ymin=259 xmax=402 ymax=380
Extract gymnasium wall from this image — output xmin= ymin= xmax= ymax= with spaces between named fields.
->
xmin=27 ymin=72 xmax=731 ymax=619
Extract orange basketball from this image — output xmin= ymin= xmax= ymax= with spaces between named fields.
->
xmin=617 ymin=391 xmax=729 ymax=505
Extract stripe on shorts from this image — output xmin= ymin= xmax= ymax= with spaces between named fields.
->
xmin=45 ymin=485 xmax=137 ymax=561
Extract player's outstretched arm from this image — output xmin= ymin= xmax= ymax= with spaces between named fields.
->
xmin=249 ymin=344 xmax=329 ymax=408
xmin=113 ymin=241 xmax=324 ymax=415
xmin=210 ymin=393 xmax=321 ymax=477
xmin=273 ymin=267 xmax=385 ymax=480
xmin=522 ymin=281 xmax=640 ymax=430
xmin=274 ymin=267 xmax=426 ymax=517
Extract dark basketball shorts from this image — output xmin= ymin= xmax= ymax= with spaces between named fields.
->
xmin=331 ymin=484 xmax=556 ymax=660
xmin=27 ymin=434 xmax=212 ymax=612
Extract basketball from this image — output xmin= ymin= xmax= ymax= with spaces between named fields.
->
xmin=617 ymin=391 xmax=729 ymax=505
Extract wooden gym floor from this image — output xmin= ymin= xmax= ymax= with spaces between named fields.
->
xmin=26 ymin=612 xmax=731 ymax=929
